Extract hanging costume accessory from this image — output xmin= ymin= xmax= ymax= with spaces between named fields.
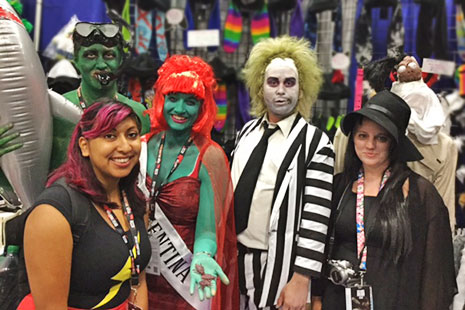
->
xmin=416 ymin=0 xmax=449 ymax=60
xmin=341 ymin=90 xmax=423 ymax=162
xmin=213 ymin=82 xmax=227 ymax=131
xmin=223 ymin=1 xmax=270 ymax=53
xmin=356 ymin=168 xmax=391 ymax=270
xmin=289 ymin=0 xmax=304 ymax=38
xmin=234 ymin=122 xmax=279 ymax=233
xmin=134 ymin=6 xmax=153 ymax=54
xmin=148 ymin=132 xmax=194 ymax=220
xmin=354 ymin=2 xmax=404 ymax=66
xmin=250 ymin=4 xmax=270 ymax=44
xmin=457 ymin=5 xmax=465 ymax=62
xmin=223 ymin=2 xmax=243 ymax=53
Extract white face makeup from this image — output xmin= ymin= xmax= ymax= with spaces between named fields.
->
xmin=263 ymin=58 xmax=299 ymax=123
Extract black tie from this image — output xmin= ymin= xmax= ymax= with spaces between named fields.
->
xmin=234 ymin=124 xmax=279 ymax=234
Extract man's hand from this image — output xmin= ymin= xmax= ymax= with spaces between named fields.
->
xmin=0 ymin=123 xmax=22 ymax=157
xmin=276 ymin=272 xmax=310 ymax=310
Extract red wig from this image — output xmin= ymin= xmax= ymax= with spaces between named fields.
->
xmin=147 ymin=55 xmax=217 ymax=138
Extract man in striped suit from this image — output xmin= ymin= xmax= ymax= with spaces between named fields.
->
xmin=231 ymin=36 xmax=334 ymax=310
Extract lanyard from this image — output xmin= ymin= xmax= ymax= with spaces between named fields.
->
xmin=148 ymin=132 xmax=194 ymax=219
xmin=356 ymin=168 xmax=391 ymax=271
xmin=77 ymin=86 xmax=118 ymax=110
xmin=103 ymin=191 xmax=141 ymax=286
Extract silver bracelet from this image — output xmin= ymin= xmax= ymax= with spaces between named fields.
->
xmin=194 ymin=251 xmax=212 ymax=257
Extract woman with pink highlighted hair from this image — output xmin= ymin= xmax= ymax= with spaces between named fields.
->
xmin=22 ymin=100 xmax=151 ymax=310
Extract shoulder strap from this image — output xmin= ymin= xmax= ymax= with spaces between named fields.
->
xmin=55 ymin=179 xmax=91 ymax=246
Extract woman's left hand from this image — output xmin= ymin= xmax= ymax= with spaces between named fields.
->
xmin=189 ymin=253 xmax=230 ymax=301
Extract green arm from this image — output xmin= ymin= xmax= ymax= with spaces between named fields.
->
xmin=0 ymin=123 xmax=22 ymax=157
xmin=0 ymin=123 xmax=22 ymax=203
xmin=189 ymin=164 xmax=229 ymax=301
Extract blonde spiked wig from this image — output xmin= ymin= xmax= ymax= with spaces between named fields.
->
xmin=242 ymin=35 xmax=323 ymax=121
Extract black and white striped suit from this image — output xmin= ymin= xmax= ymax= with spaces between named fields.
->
xmin=232 ymin=114 xmax=334 ymax=308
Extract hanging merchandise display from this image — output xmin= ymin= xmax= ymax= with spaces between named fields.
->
xmin=386 ymin=3 xmax=405 ymax=58
xmin=365 ymin=0 xmax=399 ymax=8
xmin=307 ymin=0 xmax=338 ymax=13
xmin=354 ymin=5 xmax=373 ymax=66
xmin=223 ymin=2 xmax=242 ymax=52
xmin=154 ymin=10 xmax=168 ymax=60
xmin=206 ymin=0 xmax=222 ymax=52
xmin=267 ymin=0 xmax=296 ymax=12
xmin=250 ymin=4 xmax=270 ymax=44
xmin=354 ymin=2 xmax=404 ymax=67
xmin=214 ymin=83 xmax=228 ymax=131
xmin=223 ymin=1 xmax=270 ymax=53
xmin=232 ymin=0 xmax=264 ymax=12
xmin=289 ymin=0 xmax=304 ymax=38
xmin=166 ymin=0 xmax=186 ymax=25
xmin=209 ymin=56 xmax=237 ymax=132
xmin=136 ymin=0 xmax=170 ymax=12
xmin=457 ymin=4 xmax=465 ymax=62
xmin=416 ymin=0 xmax=449 ymax=60
xmin=134 ymin=6 xmax=153 ymax=54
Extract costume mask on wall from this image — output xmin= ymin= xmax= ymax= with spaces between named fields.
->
xmin=263 ymin=57 xmax=299 ymax=122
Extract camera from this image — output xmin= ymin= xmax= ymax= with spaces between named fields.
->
xmin=326 ymin=259 xmax=359 ymax=287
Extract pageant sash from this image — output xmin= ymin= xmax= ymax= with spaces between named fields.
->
xmin=147 ymin=204 xmax=211 ymax=310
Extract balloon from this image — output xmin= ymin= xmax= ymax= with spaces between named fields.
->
xmin=0 ymin=1 xmax=81 ymax=209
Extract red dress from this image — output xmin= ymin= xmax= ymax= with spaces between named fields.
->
xmin=143 ymin=134 xmax=239 ymax=310
xmin=146 ymin=157 xmax=201 ymax=310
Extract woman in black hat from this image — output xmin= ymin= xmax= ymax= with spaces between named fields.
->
xmin=315 ymin=90 xmax=456 ymax=310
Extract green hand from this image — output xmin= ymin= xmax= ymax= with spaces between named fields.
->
xmin=0 ymin=123 xmax=22 ymax=157
xmin=189 ymin=253 xmax=230 ymax=301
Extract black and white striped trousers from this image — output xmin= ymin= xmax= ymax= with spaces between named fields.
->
xmin=238 ymin=243 xmax=277 ymax=310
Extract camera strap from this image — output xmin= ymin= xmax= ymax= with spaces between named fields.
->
xmin=326 ymin=183 xmax=351 ymax=261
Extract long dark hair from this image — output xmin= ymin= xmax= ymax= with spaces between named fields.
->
xmin=47 ymin=100 xmax=146 ymax=217
xmin=342 ymin=116 xmax=412 ymax=264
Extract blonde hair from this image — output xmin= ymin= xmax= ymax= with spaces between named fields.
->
xmin=242 ymin=35 xmax=323 ymax=121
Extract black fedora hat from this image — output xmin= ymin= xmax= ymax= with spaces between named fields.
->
xmin=341 ymin=90 xmax=423 ymax=162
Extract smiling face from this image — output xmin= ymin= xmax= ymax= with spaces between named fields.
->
xmin=353 ymin=118 xmax=392 ymax=171
xmin=163 ymin=92 xmax=202 ymax=133
xmin=263 ymin=58 xmax=299 ymax=123
xmin=79 ymin=116 xmax=141 ymax=189
xmin=74 ymin=43 xmax=122 ymax=91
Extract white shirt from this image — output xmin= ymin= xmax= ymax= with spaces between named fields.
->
xmin=231 ymin=113 xmax=297 ymax=250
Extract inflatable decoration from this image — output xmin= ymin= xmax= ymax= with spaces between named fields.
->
xmin=0 ymin=0 xmax=81 ymax=209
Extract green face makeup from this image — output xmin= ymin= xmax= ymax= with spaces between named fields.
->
xmin=74 ymin=44 xmax=122 ymax=92
xmin=163 ymin=93 xmax=202 ymax=133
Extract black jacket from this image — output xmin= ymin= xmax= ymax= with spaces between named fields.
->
xmin=316 ymin=171 xmax=457 ymax=310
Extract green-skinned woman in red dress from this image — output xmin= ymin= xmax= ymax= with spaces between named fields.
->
xmin=138 ymin=55 xmax=239 ymax=310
